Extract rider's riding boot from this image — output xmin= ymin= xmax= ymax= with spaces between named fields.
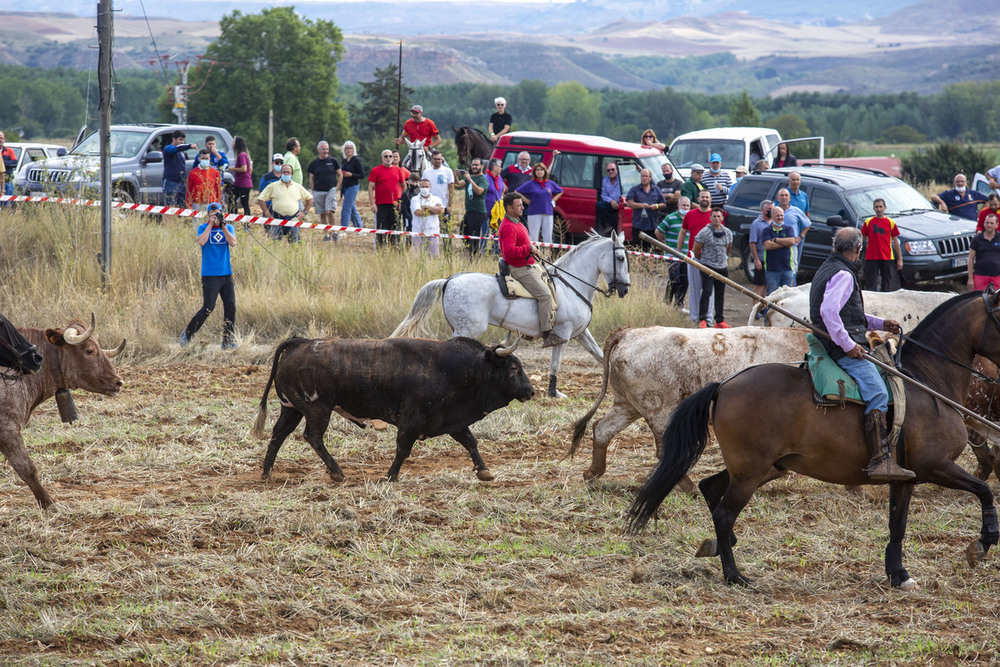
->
xmin=864 ymin=409 xmax=916 ymax=482
xmin=541 ymin=330 xmax=567 ymax=348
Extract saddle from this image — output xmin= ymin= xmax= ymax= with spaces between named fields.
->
xmin=803 ymin=333 xmax=907 ymax=441
xmin=496 ymin=259 xmax=559 ymax=307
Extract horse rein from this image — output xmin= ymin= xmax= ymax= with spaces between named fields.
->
xmin=533 ymin=240 xmax=628 ymax=302
xmin=897 ymin=290 xmax=1000 ymax=386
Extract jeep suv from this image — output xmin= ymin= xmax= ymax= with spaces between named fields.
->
xmin=18 ymin=124 xmax=235 ymax=206
xmin=724 ymin=165 xmax=977 ymax=285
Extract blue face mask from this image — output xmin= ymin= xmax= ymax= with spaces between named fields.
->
xmin=273 ymin=165 xmax=282 ymax=174
xmin=200 ymin=159 xmax=210 ymax=169
xmin=280 ymin=174 xmax=292 ymax=183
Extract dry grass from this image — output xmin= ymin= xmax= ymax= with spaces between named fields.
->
xmin=1 ymin=205 xmax=998 ymax=665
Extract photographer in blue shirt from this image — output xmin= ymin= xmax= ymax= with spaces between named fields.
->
xmin=180 ymin=203 xmax=237 ymax=349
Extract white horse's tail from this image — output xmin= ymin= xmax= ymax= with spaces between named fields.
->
xmin=390 ymin=279 xmax=449 ymax=339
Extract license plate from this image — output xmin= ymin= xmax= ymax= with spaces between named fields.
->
xmin=952 ymin=256 xmax=968 ymax=268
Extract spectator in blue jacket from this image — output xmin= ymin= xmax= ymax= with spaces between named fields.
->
xmin=163 ymin=130 xmax=198 ymax=207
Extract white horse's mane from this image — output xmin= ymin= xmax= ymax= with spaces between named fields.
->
xmin=553 ymin=231 xmax=621 ymax=267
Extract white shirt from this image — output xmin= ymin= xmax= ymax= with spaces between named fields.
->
xmin=421 ymin=165 xmax=454 ymax=205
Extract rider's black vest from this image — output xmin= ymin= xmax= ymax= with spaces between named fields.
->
xmin=809 ymin=253 xmax=867 ymax=361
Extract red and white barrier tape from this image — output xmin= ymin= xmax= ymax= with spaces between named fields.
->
xmin=0 ymin=193 xmax=676 ymax=260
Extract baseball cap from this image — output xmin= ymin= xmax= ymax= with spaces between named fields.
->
xmin=411 ymin=104 xmax=423 ymax=113
xmin=735 ymin=165 xmax=748 ymax=174
xmin=710 ymin=153 xmax=722 ymax=163
xmin=206 ymin=202 xmax=223 ymax=213
xmin=690 ymin=163 xmax=705 ymax=172
xmin=272 ymin=153 xmax=284 ymax=162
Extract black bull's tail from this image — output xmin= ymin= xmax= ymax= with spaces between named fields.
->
xmin=250 ymin=338 xmax=309 ymax=439
xmin=625 ymin=382 xmax=720 ymax=533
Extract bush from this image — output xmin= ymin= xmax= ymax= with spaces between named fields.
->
xmin=901 ymin=141 xmax=992 ymax=184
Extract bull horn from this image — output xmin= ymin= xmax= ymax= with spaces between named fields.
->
xmin=103 ymin=338 xmax=126 ymax=358
xmin=495 ymin=333 xmax=521 ymax=357
xmin=62 ymin=312 xmax=96 ymax=345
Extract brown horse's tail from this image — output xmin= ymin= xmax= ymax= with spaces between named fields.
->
xmin=625 ymin=381 xmax=719 ymax=533
xmin=564 ymin=328 xmax=629 ymax=461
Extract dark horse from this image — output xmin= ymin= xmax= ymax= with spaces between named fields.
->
xmin=453 ymin=126 xmax=493 ymax=167
xmin=0 ymin=313 xmax=42 ymax=377
xmin=626 ymin=290 xmax=1000 ymax=590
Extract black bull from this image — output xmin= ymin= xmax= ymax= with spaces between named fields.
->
xmin=251 ymin=336 xmax=535 ymax=482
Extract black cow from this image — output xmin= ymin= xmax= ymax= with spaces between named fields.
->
xmin=250 ymin=336 xmax=534 ymax=483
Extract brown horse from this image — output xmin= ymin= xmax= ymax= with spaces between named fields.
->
xmin=452 ymin=125 xmax=492 ymax=167
xmin=626 ymin=289 xmax=1000 ymax=589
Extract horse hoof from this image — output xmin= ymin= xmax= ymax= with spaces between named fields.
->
xmin=695 ymin=539 xmax=718 ymax=558
xmin=726 ymin=574 xmax=752 ymax=587
xmin=476 ymin=468 xmax=495 ymax=482
xmin=582 ymin=468 xmax=603 ymax=482
xmin=965 ymin=539 xmax=986 ymax=567
xmin=548 ymin=390 xmax=567 ymax=400
xmin=329 ymin=472 xmax=346 ymax=484
xmin=261 ymin=472 xmax=272 ymax=481
xmin=897 ymin=577 xmax=920 ymax=592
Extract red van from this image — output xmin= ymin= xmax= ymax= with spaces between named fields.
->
xmin=490 ymin=131 xmax=673 ymax=242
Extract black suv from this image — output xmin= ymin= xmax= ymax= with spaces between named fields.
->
xmin=725 ymin=165 xmax=977 ymax=285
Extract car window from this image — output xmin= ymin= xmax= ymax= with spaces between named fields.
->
xmin=550 ymin=152 xmax=598 ymax=189
xmin=843 ymin=181 xmax=934 ymax=219
xmin=24 ymin=148 xmax=48 ymax=163
xmin=617 ymin=159 xmax=644 ymax=193
xmin=500 ymin=151 xmax=544 ymax=170
xmin=810 ymin=187 xmax=848 ymax=224
xmin=638 ymin=154 xmax=671 ymax=175
xmin=74 ymin=130 xmax=151 ymax=157
xmin=668 ymin=139 xmax=744 ymax=170
xmin=185 ymin=131 xmax=231 ymax=155
xmin=727 ymin=178 xmax=773 ymax=210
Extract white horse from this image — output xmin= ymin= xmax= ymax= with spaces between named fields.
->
xmin=402 ymin=138 xmax=429 ymax=175
xmin=391 ymin=232 xmax=631 ymax=398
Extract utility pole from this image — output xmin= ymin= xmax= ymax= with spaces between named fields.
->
xmin=97 ymin=0 xmax=113 ymax=288
xmin=172 ymin=59 xmax=191 ymax=125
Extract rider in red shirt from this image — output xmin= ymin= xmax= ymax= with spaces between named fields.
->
xmin=498 ymin=193 xmax=562 ymax=347
xmin=395 ymin=105 xmax=441 ymax=156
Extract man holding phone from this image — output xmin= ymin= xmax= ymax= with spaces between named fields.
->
xmin=180 ymin=202 xmax=238 ymax=349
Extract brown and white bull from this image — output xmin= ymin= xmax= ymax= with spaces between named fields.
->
xmin=0 ymin=315 xmax=125 ymax=509
xmin=749 ymin=284 xmax=954 ymax=328
xmin=251 ymin=336 xmax=535 ymax=483
xmin=567 ymin=326 xmax=809 ymax=482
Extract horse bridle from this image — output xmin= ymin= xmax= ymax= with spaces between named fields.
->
xmin=898 ymin=288 xmax=1000 ymax=386
xmin=533 ymin=238 xmax=629 ymax=304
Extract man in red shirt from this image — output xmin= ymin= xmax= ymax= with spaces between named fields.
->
xmin=498 ymin=193 xmax=562 ymax=347
xmin=977 ymin=194 xmax=1000 ymax=232
xmin=676 ymin=190 xmax=715 ymax=322
xmin=395 ymin=105 xmax=441 ymax=159
xmin=368 ymin=149 xmax=406 ymax=248
xmin=186 ymin=149 xmax=222 ymax=213
xmin=861 ymin=198 xmax=902 ymax=291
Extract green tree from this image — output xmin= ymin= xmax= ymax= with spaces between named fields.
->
xmin=768 ymin=113 xmax=810 ymax=139
xmin=544 ymin=82 xmax=600 ymax=134
xmin=728 ymin=90 xmax=761 ymax=127
xmin=182 ymin=8 xmax=348 ymax=157
xmin=901 ymin=141 xmax=991 ymax=185
xmin=350 ymin=64 xmax=413 ymax=147
xmin=878 ymin=125 xmax=927 ymax=144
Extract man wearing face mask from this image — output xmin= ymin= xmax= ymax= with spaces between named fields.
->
xmin=700 ymin=153 xmax=732 ymax=207
xmin=410 ymin=178 xmax=445 ymax=257
xmin=257 ymin=164 xmax=313 ymax=242
xmin=258 ymin=153 xmax=283 ymax=192
xmin=655 ymin=196 xmax=691 ymax=307
xmin=748 ymin=200 xmax=774 ymax=306
xmin=186 ymin=149 xmax=222 ymax=214
xmin=930 ymin=173 xmax=988 ymax=221
xmin=810 ymin=227 xmax=913 ymax=482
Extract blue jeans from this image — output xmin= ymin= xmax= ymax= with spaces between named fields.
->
xmin=836 ymin=355 xmax=888 ymax=413
xmin=0 ymin=180 xmax=12 ymax=208
xmin=340 ymin=184 xmax=362 ymax=227
xmin=766 ymin=269 xmax=796 ymax=294
xmin=163 ymin=179 xmax=185 ymax=207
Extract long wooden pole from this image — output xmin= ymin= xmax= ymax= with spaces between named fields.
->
xmin=638 ymin=231 xmax=1000 ymax=433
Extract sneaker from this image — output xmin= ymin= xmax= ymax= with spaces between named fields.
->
xmin=698 ymin=320 xmax=708 ymax=328
xmin=221 ymin=341 xmax=237 ymax=350
xmin=179 ymin=332 xmax=190 ymax=348
xmin=715 ymin=321 xmax=732 ymax=329
xmin=754 ymin=311 xmax=765 ymax=321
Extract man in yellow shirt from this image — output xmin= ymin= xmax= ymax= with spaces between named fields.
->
xmin=257 ymin=164 xmax=313 ymax=242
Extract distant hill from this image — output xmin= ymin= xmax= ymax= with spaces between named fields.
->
xmin=2 ymin=1 xmax=999 ymax=94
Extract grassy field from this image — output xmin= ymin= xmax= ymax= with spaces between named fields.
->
xmin=1 ymin=205 xmax=999 ymax=665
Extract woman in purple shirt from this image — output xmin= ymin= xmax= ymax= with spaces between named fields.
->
xmin=230 ymin=136 xmax=253 ymax=216
xmin=515 ymin=162 xmax=563 ymax=245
